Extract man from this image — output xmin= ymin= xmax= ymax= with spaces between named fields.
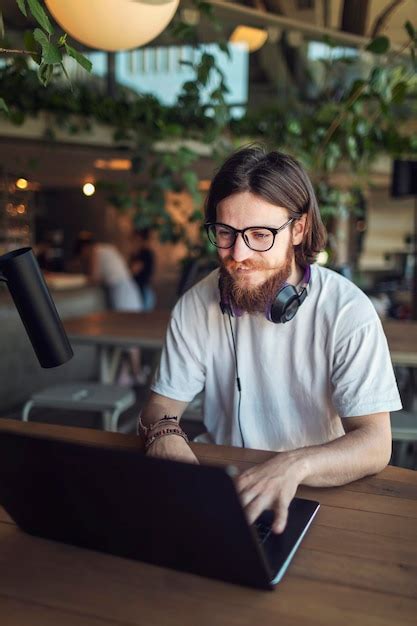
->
xmin=138 ymin=147 xmax=401 ymax=534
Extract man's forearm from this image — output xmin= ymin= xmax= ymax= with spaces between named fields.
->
xmin=139 ymin=391 xmax=189 ymax=428
xmin=236 ymin=413 xmax=392 ymax=532
xmin=294 ymin=413 xmax=392 ymax=488
xmin=139 ymin=391 xmax=198 ymax=464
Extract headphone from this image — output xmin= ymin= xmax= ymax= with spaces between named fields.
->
xmin=219 ymin=264 xmax=311 ymax=324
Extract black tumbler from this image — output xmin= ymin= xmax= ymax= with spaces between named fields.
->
xmin=0 ymin=247 xmax=74 ymax=368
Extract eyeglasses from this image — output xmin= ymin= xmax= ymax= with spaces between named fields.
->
xmin=205 ymin=218 xmax=294 ymax=252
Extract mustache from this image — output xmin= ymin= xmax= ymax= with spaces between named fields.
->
xmin=223 ymin=257 xmax=271 ymax=272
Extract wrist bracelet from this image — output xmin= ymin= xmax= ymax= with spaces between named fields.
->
xmin=137 ymin=414 xmax=179 ymax=440
xmin=145 ymin=426 xmax=189 ymax=451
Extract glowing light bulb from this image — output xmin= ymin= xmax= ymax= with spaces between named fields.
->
xmin=83 ymin=183 xmax=96 ymax=196
xmin=16 ymin=178 xmax=28 ymax=190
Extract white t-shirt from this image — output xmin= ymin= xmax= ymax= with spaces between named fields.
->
xmin=151 ymin=265 xmax=402 ymax=451
xmin=94 ymin=244 xmax=131 ymax=286
xmin=94 ymin=244 xmax=143 ymax=311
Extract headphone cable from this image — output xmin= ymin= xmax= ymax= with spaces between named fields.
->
xmin=227 ymin=312 xmax=245 ymax=448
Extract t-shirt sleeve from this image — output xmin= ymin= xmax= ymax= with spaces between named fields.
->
xmin=331 ymin=319 xmax=402 ymax=417
xmin=151 ymin=300 xmax=206 ymax=403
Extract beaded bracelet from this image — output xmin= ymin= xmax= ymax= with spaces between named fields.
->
xmin=137 ymin=414 xmax=179 ymax=440
xmin=144 ymin=426 xmax=189 ymax=451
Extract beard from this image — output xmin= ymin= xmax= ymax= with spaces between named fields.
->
xmin=219 ymin=246 xmax=294 ymax=315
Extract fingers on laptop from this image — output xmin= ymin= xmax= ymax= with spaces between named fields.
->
xmin=235 ymin=470 xmax=296 ymax=533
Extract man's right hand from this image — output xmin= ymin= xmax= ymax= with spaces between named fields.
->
xmin=146 ymin=433 xmax=199 ymax=464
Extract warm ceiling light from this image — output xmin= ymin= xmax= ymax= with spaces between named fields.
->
xmin=229 ymin=25 xmax=268 ymax=52
xmin=83 ymin=183 xmax=96 ymax=197
xmin=16 ymin=204 xmax=26 ymax=214
xmin=45 ymin=0 xmax=180 ymax=51
xmin=94 ymin=159 xmax=132 ymax=171
xmin=16 ymin=178 xmax=28 ymax=190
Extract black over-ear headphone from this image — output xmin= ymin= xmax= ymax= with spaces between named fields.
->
xmin=219 ymin=264 xmax=311 ymax=324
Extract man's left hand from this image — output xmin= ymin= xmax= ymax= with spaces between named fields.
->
xmin=235 ymin=451 xmax=308 ymax=534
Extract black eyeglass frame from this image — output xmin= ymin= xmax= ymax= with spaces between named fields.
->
xmin=204 ymin=217 xmax=295 ymax=252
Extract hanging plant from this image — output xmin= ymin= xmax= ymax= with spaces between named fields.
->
xmin=0 ymin=0 xmax=92 ymax=112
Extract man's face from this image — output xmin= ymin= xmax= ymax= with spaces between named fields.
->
xmin=216 ymin=191 xmax=301 ymax=291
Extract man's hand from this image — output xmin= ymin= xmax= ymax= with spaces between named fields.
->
xmin=146 ymin=433 xmax=199 ymax=464
xmin=235 ymin=451 xmax=307 ymax=534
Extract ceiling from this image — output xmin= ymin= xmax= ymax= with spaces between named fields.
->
xmin=1 ymin=0 xmax=415 ymax=189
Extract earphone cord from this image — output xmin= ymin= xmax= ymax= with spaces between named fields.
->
xmin=227 ymin=312 xmax=245 ymax=448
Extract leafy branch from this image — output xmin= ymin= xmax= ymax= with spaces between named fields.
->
xmin=318 ymin=22 xmax=417 ymax=156
xmin=0 ymin=0 xmax=92 ymax=101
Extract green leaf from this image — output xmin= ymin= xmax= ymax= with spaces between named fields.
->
xmin=197 ymin=62 xmax=211 ymax=86
xmin=60 ymin=61 xmax=72 ymax=87
xmin=411 ymin=46 xmax=416 ymax=69
xmin=37 ymin=61 xmax=53 ymax=86
xmin=64 ymin=44 xmax=92 ymax=72
xmin=27 ymin=0 xmax=53 ymax=35
xmin=23 ymin=29 xmax=41 ymax=63
xmin=182 ymin=170 xmax=199 ymax=191
xmin=347 ymin=136 xmax=358 ymax=160
xmin=369 ymin=66 xmax=388 ymax=91
xmin=218 ymin=41 xmax=231 ymax=58
xmin=16 ymin=0 xmax=27 ymax=17
xmin=34 ymin=28 xmax=62 ymax=64
xmin=404 ymin=20 xmax=416 ymax=41
xmin=391 ymin=81 xmax=408 ymax=104
xmin=366 ymin=35 xmax=390 ymax=54
xmin=0 ymin=97 xmax=9 ymax=113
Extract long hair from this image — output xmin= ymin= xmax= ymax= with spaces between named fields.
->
xmin=205 ymin=146 xmax=327 ymax=265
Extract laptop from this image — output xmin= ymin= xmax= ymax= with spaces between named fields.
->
xmin=0 ymin=427 xmax=319 ymax=590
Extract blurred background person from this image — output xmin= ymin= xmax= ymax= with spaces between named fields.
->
xmin=130 ymin=228 xmax=156 ymax=311
xmin=75 ymin=232 xmax=143 ymax=311
xmin=74 ymin=232 xmax=146 ymax=385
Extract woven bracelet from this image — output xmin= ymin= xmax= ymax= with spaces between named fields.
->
xmin=137 ymin=414 xmax=179 ymax=440
xmin=145 ymin=426 xmax=189 ymax=451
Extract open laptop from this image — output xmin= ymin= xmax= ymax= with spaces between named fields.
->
xmin=0 ymin=427 xmax=319 ymax=590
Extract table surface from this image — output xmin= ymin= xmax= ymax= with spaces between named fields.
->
xmin=65 ymin=311 xmax=417 ymax=365
xmin=0 ymin=419 xmax=416 ymax=626
xmin=64 ymin=310 xmax=171 ymax=349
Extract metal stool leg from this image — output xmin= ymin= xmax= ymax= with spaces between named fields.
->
xmin=22 ymin=401 xmax=35 ymax=422
xmin=110 ymin=408 xmax=123 ymax=433
xmin=102 ymin=408 xmax=122 ymax=432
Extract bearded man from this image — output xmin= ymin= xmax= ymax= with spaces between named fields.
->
xmin=138 ymin=146 xmax=401 ymax=533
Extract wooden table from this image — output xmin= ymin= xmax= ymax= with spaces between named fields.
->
xmin=64 ymin=311 xmax=171 ymax=383
xmin=0 ymin=420 xmax=416 ymax=626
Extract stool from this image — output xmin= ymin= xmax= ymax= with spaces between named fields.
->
xmin=391 ymin=410 xmax=417 ymax=468
xmin=22 ymin=383 xmax=136 ymax=432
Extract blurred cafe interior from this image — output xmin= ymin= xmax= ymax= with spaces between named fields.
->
xmin=0 ymin=0 xmax=417 ymax=471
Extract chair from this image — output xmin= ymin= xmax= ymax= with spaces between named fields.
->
xmin=22 ymin=383 xmax=136 ymax=432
